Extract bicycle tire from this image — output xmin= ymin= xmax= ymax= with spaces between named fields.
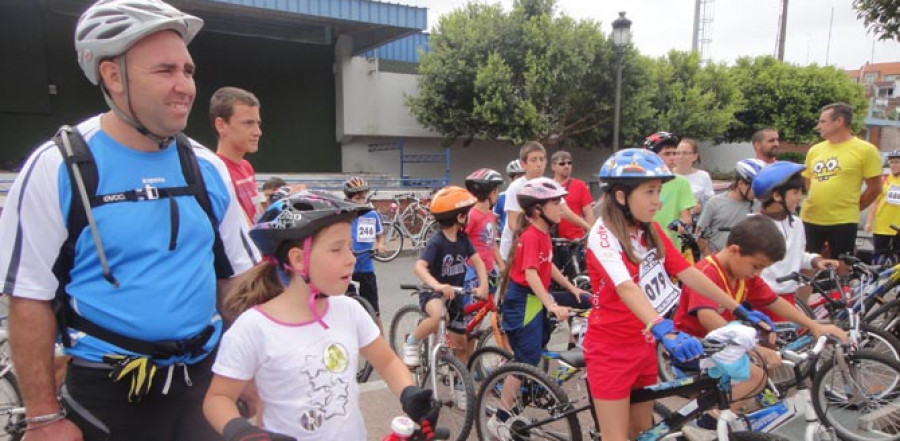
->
xmin=467 ymin=346 xmax=512 ymax=382
xmin=475 ymin=362 xmax=582 ymax=441
xmin=420 ymin=221 xmax=439 ymax=247
xmin=373 ymin=222 xmax=404 ymax=262
xmin=812 ymin=350 xmax=900 ymax=441
xmin=348 ymin=296 xmax=377 ymax=383
xmin=867 ymin=299 xmax=900 ymax=342
xmin=431 ymin=353 xmax=475 ymax=441
xmin=388 ymin=304 xmax=425 ymax=355
xmin=728 ymin=432 xmax=790 ymax=441
xmin=0 ymin=367 xmax=23 ymax=441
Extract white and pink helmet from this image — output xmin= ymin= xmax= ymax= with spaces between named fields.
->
xmin=516 ymin=177 xmax=568 ymax=210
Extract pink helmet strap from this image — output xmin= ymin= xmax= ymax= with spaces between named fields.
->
xmin=301 ymin=236 xmax=329 ymax=330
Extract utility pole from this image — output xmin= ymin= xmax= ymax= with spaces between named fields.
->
xmin=775 ymin=0 xmax=788 ymax=61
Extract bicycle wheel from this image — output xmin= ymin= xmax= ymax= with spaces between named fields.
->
xmin=812 ymin=350 xmax=900 ymax=441
xmin=475 ymin=362 xmax=582 ymax=441
xmin=728 ymin=432 xmax=790 ymax=441
xmin=348 ymin=296 xmax=377 ymax=383
xmin=431 ymin=353 xmax=475 ymax=441
xmin=388 ymin=304 xmax=424 ymax=354
xmin=0 ymin=368 xmax=23 ymax=441
xmin=468 ymin=346 xmax=512 ymax=383
xmin=421 ymin=221 xmax=439 ymax=246
xmin=374 ymin=222 xmax=404 ymax=262
xmin=868 ymin=299 xmax=900 ymax=342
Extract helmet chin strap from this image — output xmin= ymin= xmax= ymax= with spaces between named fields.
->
xmin=102 ymin=57 xmax=174 ymax=150
xmin=300 ymin=236 xmax=329 ymax=330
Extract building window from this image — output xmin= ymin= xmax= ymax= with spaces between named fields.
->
xmin=864 ymin=73 xmax=877 ymax=84
xmin=884 ymin=75 xmax=899 ymax=82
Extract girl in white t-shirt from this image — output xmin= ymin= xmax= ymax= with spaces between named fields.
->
xmin=674 ymin=138 xmax=715 ymax=208
xmin=203 ymin=190 xmax=438 ymax=441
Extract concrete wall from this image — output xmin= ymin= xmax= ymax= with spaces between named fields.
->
xmin=697 ymin=142 xmax=757 ymax=174
xmin=337 ymin=51 xmax=435 ymax=139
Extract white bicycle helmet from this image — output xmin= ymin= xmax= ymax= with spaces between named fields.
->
xmin=506 ymin=159 xmax=525 ymax=178
xmin=76 ymin=0 xmax=203 ymax=85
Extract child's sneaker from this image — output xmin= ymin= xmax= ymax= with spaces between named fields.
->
xmin=486 ymin=413 xmax=509 ymax=440
xmin=402 ymin=337 xmax=420 ymax=367
xmin=453 ymin=381 xmax=468 ymax=411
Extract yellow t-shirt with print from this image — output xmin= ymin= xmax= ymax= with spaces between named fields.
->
xmin=873 ymin=174 xmax=900 ymax=236
xmin=801 ymin=137 xmax=883 ymax=225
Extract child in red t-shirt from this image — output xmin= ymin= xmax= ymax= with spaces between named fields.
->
xmin=674 ymin=214 xmax=846 ymax=413
xmin=486 ymin=178 xmax=586 ymax=436
xmin=464 ymin=168 xmax=506 ymax=284
xmin=584 ymin=148 xmax=774 ymax=441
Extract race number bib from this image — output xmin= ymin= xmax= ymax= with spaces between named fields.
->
xmin=356 ymin=217 xmax=377 ymax=243
xmin=886 ymin=184 xmax=900 ymax=206
xmin=638 ymin=250 xmax=680 ymax=316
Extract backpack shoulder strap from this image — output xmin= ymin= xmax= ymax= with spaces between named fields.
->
xmin=174 ymin=134 xmax=234 ymax=279
xmin=51 ymin=125 xmax=100 ymax=347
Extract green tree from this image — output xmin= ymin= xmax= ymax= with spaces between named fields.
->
xmin=407 ymin=0 xmax=650 ymax=149
xmin=632 ymin=51 xmax=743 ymax=144
xmin=853 ymin=0 xmax=900 ymax=41
xmin=727 ymin=56 xmax=867 ymax=144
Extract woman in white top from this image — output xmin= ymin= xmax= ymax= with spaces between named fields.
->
xmin=674 ymin=138 xmax=715 ymax=210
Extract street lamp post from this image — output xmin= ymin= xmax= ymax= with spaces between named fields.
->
xmin=612 ymin=11 xmax=632 ymax=150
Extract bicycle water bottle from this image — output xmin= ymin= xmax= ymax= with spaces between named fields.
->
xmin=382 ymin=416 xmax=415 ymax=441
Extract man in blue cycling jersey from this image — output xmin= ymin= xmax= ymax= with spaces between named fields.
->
xmin=0 ymin=1 xmax=258 ymax=439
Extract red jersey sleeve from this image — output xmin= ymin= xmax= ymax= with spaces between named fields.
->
xmin=653 ymin=222 xmax=690 ymax=275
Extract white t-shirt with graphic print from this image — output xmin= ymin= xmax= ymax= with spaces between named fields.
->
xmin=213 ymin=296 xmax=380 ymax=440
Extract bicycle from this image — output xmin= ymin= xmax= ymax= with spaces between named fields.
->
xmin=387 ymin=284 xmax=476 ymax=441
xmin=375 ymin=193 xmax=437 ymax=262
xmin=550 ymin=236 xmax=591 ymax=293
xmin=0 ymin=324 xmax=26 ymax=440
xmin=346 ymin=274 xmax=379 ymax=383
xmin=475 ymin=319 xmax=900 ymax=441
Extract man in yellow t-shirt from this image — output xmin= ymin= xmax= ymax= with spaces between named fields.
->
xmin=865 ymin=151 xmax=900 ymax=266
xmin=801 ymin=102 xmax=883 ymax=258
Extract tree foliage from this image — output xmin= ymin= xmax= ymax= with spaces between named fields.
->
xmin=853 ymin=0 xmax=900 ymax=41
xmin=726 ymin=56 xmax=868 ymax=144
xmin=408 ymin=0 xmax=649 ymax=149
xmin=634 ymin=51 xmax=743 ymax=145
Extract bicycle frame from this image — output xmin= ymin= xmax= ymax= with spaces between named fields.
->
xmin=463 ymin=294 xmax=511 ymax=353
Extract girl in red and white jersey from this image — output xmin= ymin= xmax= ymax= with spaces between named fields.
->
xmin=583 ymin=148 xmax=775 ymax=441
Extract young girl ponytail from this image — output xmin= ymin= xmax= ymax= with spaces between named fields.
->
xmin=222 ymin=258 xmax=285 ymax=322
xmin=497 ymin=207 xmax=534 ymax=304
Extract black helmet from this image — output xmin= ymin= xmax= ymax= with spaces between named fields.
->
xmin=642 ymin=132 xmax=680 ymax=154
xmin=251 ymin=190 xmax=370 ymax=257
xmin=465 ymin=168 xmax=503 ymax=197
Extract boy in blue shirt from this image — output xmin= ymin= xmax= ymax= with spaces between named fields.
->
xmin=344 ymin=177 xmax=385 ymax=327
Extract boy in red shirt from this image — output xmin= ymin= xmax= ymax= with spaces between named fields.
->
xmin=674 ymin=214 xmax=845 ymax=414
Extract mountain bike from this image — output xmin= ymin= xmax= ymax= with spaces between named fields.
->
xmin=375 ymin=193 xmax=437 ymax=262
xmin=388 ymin=285 xmax=476 ymax=441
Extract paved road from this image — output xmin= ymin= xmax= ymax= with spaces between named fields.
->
xmin=359 ymin=254 xmax=813 ymax=440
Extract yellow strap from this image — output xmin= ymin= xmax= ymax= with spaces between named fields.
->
xmin=703 ymin=256 xmax=746 ymax=304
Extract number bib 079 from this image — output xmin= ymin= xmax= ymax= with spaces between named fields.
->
xmin=638 ymin=249 xmax=680 ymax=316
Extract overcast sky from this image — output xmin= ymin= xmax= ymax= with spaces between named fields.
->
xmin=402 ymin=0 xmax=899 ymax=70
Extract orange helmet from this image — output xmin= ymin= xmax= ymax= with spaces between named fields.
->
xmin=429 ymin=186 xmax=477 ymax=221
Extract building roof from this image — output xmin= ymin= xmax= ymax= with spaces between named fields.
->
xmin=50 ymin=0 xmax=427 ymax=54
xmin=848 ymin=61 xmax=900 ymax=80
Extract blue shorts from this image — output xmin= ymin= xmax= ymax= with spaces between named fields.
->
xmin=501 ymin=281 xmax=547 ymax=366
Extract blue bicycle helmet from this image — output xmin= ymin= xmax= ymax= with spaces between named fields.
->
xmin=598 ymin=148 xmax=675 ymax=191
xmin=752 ymin=162 xmax=806 ymax=201
xmin=735 ymin=159 xmax=765 ymax=183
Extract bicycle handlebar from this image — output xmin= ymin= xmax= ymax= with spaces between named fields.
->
xmin=400 ymin=284 xmax=468 ymax=295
